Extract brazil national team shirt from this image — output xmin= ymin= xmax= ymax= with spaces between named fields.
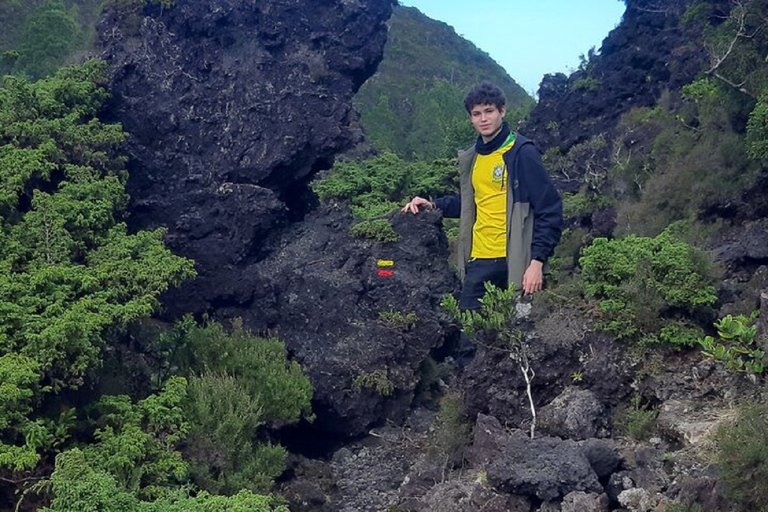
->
xmin=471 ymin=133 xmax=515 ymax=259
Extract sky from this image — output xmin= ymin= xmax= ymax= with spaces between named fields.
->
xmin=398 ymin=0 xmax=627 ymax=96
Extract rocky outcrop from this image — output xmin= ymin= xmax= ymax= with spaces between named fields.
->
xmin=523 ymin=0 xmax=707 ymax=183
xmin=97 ymin=0 xmax=394 ymax=314
xmin=240 ymin=207 xmax=457 ymax=436
xmin=468 ymin=415 xmax=608 ymax=501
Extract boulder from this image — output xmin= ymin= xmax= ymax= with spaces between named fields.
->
xmin=468 ymin=414 xmax=603 ymax=502
xmin=97 ymin=0 xmax=394 ymax=315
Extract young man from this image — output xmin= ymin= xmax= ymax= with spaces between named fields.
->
xmin=402 ymin=82 xmax=563 ymax=363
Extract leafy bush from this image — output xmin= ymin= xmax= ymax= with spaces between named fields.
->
xmin=184 ymin=374 xmax=287 ymax=494
xmin=0 ymin=61 xmax=195 ymax=472
xmin=747 ymin=89 xmax=768 ymax=163
xmin=42 ymin=449 xmax=289 ymax=512
xmin=13 ymin=0 xmax=83 ymax=80
xmin=82 ymin=377 xmax=190 ymax=500
xmin=313 ymin=151 xmax=456 ymax=242
xmin=176 ymin=319 xmax=313 ymax=426
xmin=169 ymin=319 xmax=312 ymax=493
xmin=579 ymin=228 xmax=717 ymax=347
xmin=699 ymin=312 xmax=765 ymax=376
xmin=313 ymin=152 xmax=457 ymax=206
xmin=714 ymin=403 xmax=768 ymax=511
xmin=430 ymin=391 xmax=471 ymax=464
xmin=350 ymin=219 xmax=399 ymax=243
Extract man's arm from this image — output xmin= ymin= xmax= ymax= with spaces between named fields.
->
xmin=401 ymin=194 xmax=461 ymax=218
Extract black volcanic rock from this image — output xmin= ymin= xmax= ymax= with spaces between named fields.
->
xmin=240 ymin=207 xmax=458 ymax=436
xmin=96 ymin=0 xmax=394 ymax=314
xmin=523 ymin=0 xmax=707 ymax=158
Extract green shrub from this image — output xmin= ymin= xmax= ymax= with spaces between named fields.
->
xmin=167 ymin=319 xmax=312 ymax=493
xmin=313 ymin=152 xmax=457 ymax=243
xmin=352 ymin=368 xmax=394 ymax=396
xmin=185 ymin=374 xmax=287 ymax=494
xmin=715 ymin=403 xmax=768 ymax=511
xmin=42 ymin=449 xmax=289 ymax=512
xmin=0 ymin=61 xmax=195 ymax=473
xmin=378 ymin=310 xmax=419 ymax=332
xmin=430 ymin=391 xmax=471 ymax=463
xmin=579 ymin=228 xmax=717 ymax=347
xmin=176 ymin=319 xmax=313 ymax=426
xmin=84 ymin=377 xmax=190 ymax=500
xmin=350 ymin=219 xmax=399 ymax=243
xmin=747 ymin=89 xmax=768 ymax=163
xmin=612 ymin=393 xmax=658 ymax=441
xmin=699 ymin=312 xmax=765 ymax=376
xmin=14 ymin=0 xmax=82 ymax=80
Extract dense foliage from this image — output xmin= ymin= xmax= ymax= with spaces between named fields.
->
xmin=174 ymin=319 xmax=313 ymax=494
xmin=0 ymin=60 xmax=195 ymax=476
xmin=313 ymin=151 xmax=457 ymax=241
xmin=579 ymin=228 xmax=717 ymax=347
xmin=699 ymin=312 xmax=765 ymax=375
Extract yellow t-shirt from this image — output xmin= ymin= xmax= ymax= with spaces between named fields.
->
xmin=471 ymin=134 xmax=515 ymax=258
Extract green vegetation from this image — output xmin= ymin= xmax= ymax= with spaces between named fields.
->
xmin=430 ymin=391 xmax=471 ymax=464
xmin=14 ymin=0 xmax=83 ymax=80
xmin=612 ymin=393 xmax=658 ymax=441
xmin=378 ymin=310 xmax=419 ymax=332
xmin=747 ymin=89 xmax=768 ymax=163
xmin=714 ymin=403 xmax=768 ymax=512
xmin=0 ymin=61 xmax=195 ymax=474
xmin=350 ymin=219 xmax=399 ymax=243
xmin=699 ymin=313 xmax=765 ymax=376
xmin=352 ymin=368 xmax=394 ymax=396
xmin=355 ymin=5 xmax=533 ymax=160
xmin=666 ymin=504 xmax=704 ymax=512
xmin=43 ymin=450 xmax=288 ymax=512
xmin=174 ymin=319 xmax=313 ymax=426
xmin=313 ymin=151 xmax=456 ymax=242
xmin=579 ymin=228 xmax=717 ymax=347
xmin=0 ymin=62 xmax=310 ymax=509
xmin=163 ymin=319 xmax=313 ymax=490
xmin=570 ymin=77 xmax=601 ymax=92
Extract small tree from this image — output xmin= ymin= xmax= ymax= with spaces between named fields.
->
xmin=442 ymin=283 xmax=537 ymax=438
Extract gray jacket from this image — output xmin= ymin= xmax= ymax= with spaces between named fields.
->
xmin=436 ymin=134 xmax=563 ymax=289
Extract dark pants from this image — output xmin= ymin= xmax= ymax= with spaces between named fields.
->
xmin=456 ymin=258 xmax=508 ymax=368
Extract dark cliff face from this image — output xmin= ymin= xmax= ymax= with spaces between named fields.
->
xmin=523 ymin=0 xmax=707 ymax=158
xmin=97 ymin=0 xmax=394 ymax=313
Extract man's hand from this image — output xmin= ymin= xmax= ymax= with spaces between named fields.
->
xmin=401 ymin=196 xmax=432 ymax=214
xmin=522 ymin=259 xmax=544 ymax=295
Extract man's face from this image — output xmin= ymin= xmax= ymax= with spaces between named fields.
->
xmin=469 ymin=103 xmax=506 ymax=142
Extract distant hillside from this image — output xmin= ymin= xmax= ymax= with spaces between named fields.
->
xmin=0 ymin=0 xmax=101 ymax=79
xmin=354 ymin=5 xmax=534 ymax=160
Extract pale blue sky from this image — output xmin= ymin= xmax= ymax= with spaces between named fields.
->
xmin=398 ymin=0 xmax=626 ymax=96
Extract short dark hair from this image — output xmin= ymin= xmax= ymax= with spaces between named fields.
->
xmin=463 ymin=81 xmax=506 ymax=113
